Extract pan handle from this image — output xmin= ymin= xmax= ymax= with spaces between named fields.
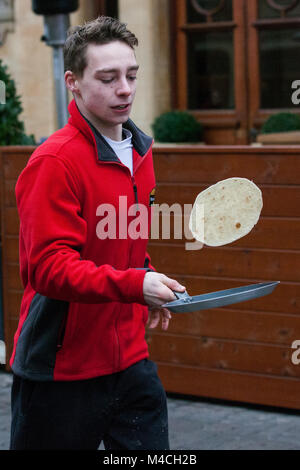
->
xmin=173 ymin=290 xmax=192 ymax=302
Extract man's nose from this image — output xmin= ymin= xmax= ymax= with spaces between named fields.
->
xmin=116 ymin=78 xmax=131 ymax=95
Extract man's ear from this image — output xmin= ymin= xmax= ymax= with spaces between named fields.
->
xmin=65 ymin=71 xmax=80 ymax=95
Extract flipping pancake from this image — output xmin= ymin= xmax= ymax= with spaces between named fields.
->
xmin=189 ymin=177 xmax=263 ymax=247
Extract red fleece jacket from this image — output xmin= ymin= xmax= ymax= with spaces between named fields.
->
xmin=10 ymin=99 xmax=156 ymax=381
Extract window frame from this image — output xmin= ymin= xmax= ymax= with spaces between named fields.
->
xmin=247 ymin=0 xmax=300 ymax=131
xmin=171 ymin=0 xmax=300 ymax=144
xmin=171 ymin=0 xmax=248 ymax=144
xmin=95 ymin=0 xmax=118 ymax=18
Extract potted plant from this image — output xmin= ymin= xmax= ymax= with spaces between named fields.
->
xmin=0 ymin=59 xmax=35 ymax=146
xmin=257 ymin=112 xmax=300 ymax=145
xmin=151 ymin=110 xmax=204 ymax=146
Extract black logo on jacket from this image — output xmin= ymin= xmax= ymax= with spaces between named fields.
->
xmin=149 ymin=188 xmax=156 ymax=206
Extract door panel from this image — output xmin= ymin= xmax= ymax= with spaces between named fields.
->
xmin=174 ymin=0 xmax=248 ymax=144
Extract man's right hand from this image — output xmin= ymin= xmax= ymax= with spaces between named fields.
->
xmin=143 ymin=271 xmax=186 ymax=308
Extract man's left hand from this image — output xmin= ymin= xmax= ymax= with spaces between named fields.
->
xmin=147 ymin=307 xmax=172 ymax=331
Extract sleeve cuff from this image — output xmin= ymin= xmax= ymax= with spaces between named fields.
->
xmin=124 ymin=268 xmax=149 ymax=305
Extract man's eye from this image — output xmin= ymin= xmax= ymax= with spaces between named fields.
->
xmin=100 ymin=78 xmax=114 ymax=84
xmin=128 ymin=76 xmax=137 ymax=81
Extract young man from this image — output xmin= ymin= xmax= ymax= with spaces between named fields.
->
xmin=9 ymin=16 xmax=185 ymax=450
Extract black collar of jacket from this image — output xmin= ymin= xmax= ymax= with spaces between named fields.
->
xmin=83 ymin=115 xmax=153 ymax=163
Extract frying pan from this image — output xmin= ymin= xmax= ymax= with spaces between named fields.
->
xmin=162 ymin=281 xmax=280 ymax=314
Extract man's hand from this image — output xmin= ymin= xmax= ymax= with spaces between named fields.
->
xmin=143 ymin=272 xmax=185 ymax=308
xmin=147 ymin=306 xmax=172 ymax=331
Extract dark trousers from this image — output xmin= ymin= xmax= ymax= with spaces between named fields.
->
xmin=10 ymin=358 xmax=169 ymax=450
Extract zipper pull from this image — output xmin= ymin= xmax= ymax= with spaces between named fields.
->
xmin=132 ymin=178 xmax=139 ymax=211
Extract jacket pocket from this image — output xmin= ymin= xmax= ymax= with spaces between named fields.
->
xmin=13 ymin=294 xmax=69 ymax=380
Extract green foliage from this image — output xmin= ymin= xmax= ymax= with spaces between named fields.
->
xmin=0 ymin=59 xmax=36 ymax=145
xmin=260 ymin=112 xmax=300 ymax=135
xmin=152 ymin=111 xmax=203 ymax=143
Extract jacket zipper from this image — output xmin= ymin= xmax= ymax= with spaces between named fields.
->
xmin=130 ymin=145 xmax=152 ymax=211
xmin=132 ymin=175 xmax=139 ymax=210
xmin=114 ymin=311 xmax=120 ymax=369
xmin=56 ymin=312 xmax=68 ymax=351
xmin=97 ymin=154 xmax=149 ymax=370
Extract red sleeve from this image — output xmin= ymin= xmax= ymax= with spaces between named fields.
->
xmin=16 ymin=155 xmax=147 ymax=305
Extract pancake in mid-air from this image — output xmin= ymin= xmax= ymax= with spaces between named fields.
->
xmin=189 ymin=177 xmax=263 ymax=247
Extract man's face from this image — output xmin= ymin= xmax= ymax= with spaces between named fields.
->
xmin=68 ymin=41 xmax=139 ymax=138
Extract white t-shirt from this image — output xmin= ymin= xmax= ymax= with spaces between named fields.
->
xmin=102 ymin=128 xmax=133 ymax=175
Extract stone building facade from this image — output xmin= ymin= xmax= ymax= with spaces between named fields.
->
xmin=0 ymin=0 xmax=171 ymax=142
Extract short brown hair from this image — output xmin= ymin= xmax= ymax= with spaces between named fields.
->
xmin=64 ymin=16 xmax=138 ymax=76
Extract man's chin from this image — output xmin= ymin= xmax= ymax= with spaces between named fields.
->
xmin=115 ymin=114 xmax=131 ymax=124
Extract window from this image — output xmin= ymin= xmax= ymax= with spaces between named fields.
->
xmin=95 ymin=0 xmax=118 ymax=18
xmin=187 ymin=30 xmax=235 ymax=110
xmin=172 ymin=0 xmax=300 ymax=144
